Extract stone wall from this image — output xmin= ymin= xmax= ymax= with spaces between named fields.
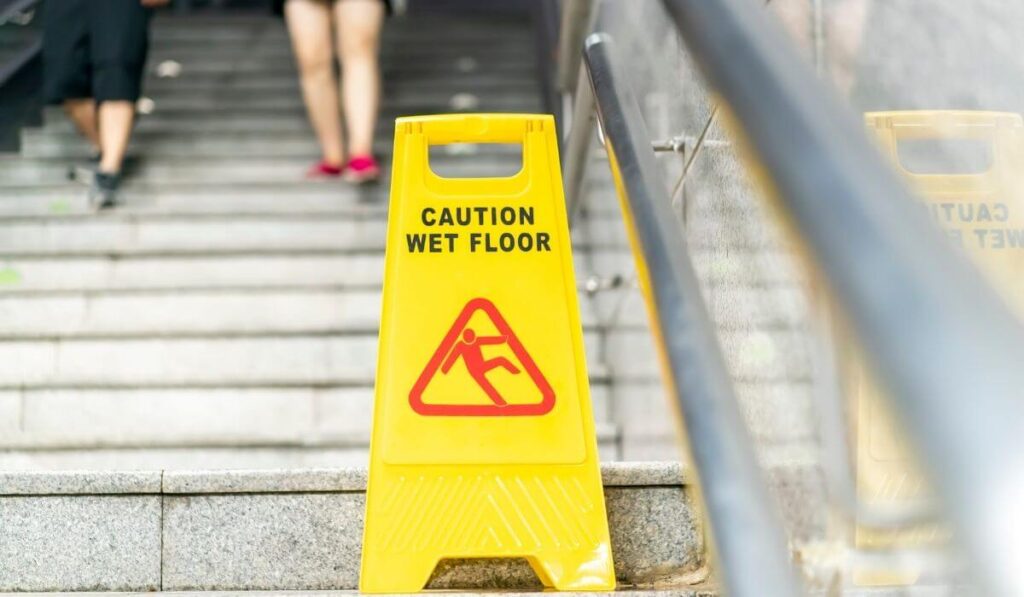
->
xmin=0 ymin=462 xmax=705 ymax=592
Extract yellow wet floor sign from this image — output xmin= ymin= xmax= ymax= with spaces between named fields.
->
xmin=360 ymin=114 xmax=615 ymax=593
xmin=849 ymin=110 xmax=1024 ymax=585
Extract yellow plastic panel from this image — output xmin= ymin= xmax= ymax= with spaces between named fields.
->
xmin=359 ymin=114 xmax=615 ymax=593
xmin=850 ymin=111 xmax=1024 ymax=585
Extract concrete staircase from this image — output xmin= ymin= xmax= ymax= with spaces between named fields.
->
xmin=0 ymin=11 xmax=626 ymax=470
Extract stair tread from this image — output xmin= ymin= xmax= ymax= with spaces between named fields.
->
xmin=0 ymin=287 xmax=612 ymax=337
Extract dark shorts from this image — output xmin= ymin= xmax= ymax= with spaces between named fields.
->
xmin=42 ymin=0 xmax=152 ymax=105
xmin=273 ymin=0 xmax=393 ymax=16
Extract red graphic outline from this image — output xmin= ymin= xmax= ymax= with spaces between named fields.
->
xmin=409 ymin=298 xmax=555 ymax=416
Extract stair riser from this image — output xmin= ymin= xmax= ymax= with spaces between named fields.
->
xmin=0 ymin=254 xmax=388 ymax=292
xmin=0 ymin=442 xmax=626 ymax=471
xmin=0 ymin=217 xmax=625 ymax=255
xmin=0 ymin=284 xmax=799 ymax=338
xmin=0 ymin=250 xmax=636 ymax=294
xmin=150 ymin=32 xmax=533 ymax=44
xmin=0 ymin=386 xmax=616 ymax=450
xmin=0 ymin=465 xmax=701 ymax=591
xmin=42 ymin=91 xmax=539 ymax=112
xmin=41 ymin=99 xmax=542 ymax=124
xmin=39 ymin=115 xmax=538 ymax=134
xmin=142 ymin=74 xmax=537 ymax=92
xmin=0 ymin=333 xmax=606 ymax=387
xmin=0 ymin=156 xmax=527 ymax=186
xmin=0 ymin=288 xmax=609 ymax=337
xmin=34 ymin=105 xmax=544 ymax=134
xmin=20 ymin=133 xmax=525 ymax=159
xmin=150 ymin=32 xmax=533 ymax=42
xmin=133 ymin=56 xmax=536 ymax=74
xmin=148 ymin=44 xmax=536 ymax=60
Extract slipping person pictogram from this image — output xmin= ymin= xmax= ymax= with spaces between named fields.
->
xmin=409 ymin=298 xmax=555 ymax=416
xmin=440 ymin=328 xmax=521 ymax=406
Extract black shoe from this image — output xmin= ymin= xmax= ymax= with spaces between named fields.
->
xmin=68 ymin=153 xmax=103 ymax=183
xmin=88 ymin=171 xmax=121 ymax=210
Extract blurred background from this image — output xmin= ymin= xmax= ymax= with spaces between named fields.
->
xmin=1 ymin=0 xmax=1023 ymax=594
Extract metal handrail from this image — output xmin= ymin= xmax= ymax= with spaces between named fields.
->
xmin=661 ymin=0 xmax=1024 ymax=595
xmin=583 ymin=33 xmax=804 ymax=597
xmin=0 ymin=0 xmax=41 ymax=88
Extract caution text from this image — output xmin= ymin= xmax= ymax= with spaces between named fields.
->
xmin=406 ymin=205 xmax=553 ymax=254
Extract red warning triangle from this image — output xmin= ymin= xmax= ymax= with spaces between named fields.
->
xmin=409 ymin=298 xmax=555 ymax=416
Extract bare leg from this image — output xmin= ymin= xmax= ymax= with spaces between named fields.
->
xmin=63 ymin=99 xmax=101 ymax=152
xmin=286 ymin=0 xmax=344 ymax=166
xmin=335 ymin=0 xmax=384 ymax=158
xmin=97 ymin=101 xmax=135 ymax=174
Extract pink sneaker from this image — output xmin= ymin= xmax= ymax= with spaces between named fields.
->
xmin=342 ymin=155 xmax=381 ymax=184
xmin=306 ymin=160 xmax=344 ymax=179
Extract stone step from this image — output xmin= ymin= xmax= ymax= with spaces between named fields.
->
xmin=134 ymin=55 xmax=535 ymax=75
xmin=0 ymin=594 xmax=710 ymax=597
xmin=20 ymin=129 xmax=525 ymax=159
xmin=0 ymin=427 xmax=622 ymax=469
xmin=149 ymin=23 xmax=531 ymax=44
xmin=145 ymin=28 xmax=531 ymax=41
xmin=0 ymin=251 xmax=602 ymax=294
xmin=142 ymin=72 xmax=536 ymax=92
xmin=148 ymin=43 xmax=535 ymax=61
xmin=0 ymin=464 xmax=703 ymax=592
xmin=0 ymin=445 xmax=373 ymax=471
xmin=0 ymin=182 xmax=618 ymax=218
xmin=40 ymin=90 xmax=538 ymax=113
xmin=141 ymin=69 xmax=536 ymax=87
xmin=0 ymin=333 xmax=608 ymax=388
xmin=0 ymin=254 xmax=386 ymax=292
xmin=0 ymin=154 xmax=528 ymax=186
xmin=0 ymin=385 xmax=617 ymax=451
xmin=150 ymin=24 xmax=530 ymax=42
xmin=0 ymin=287 xmax=615 ymax=337
xmin=0 ymin=213 xmax=625 ymax=257
xmin=0 ymin=214 xmax=387 ymax=255
xmin=41 ymin=100 xmax=542 ymax=125
xmin=36 ymin=106 xmax=543 ymax=135
xmin=0 ymin=183 xmax=394 ymax=215
xmin=140 ymin=64 xmax=536 ymax=85
xmin=0 ymin=248 xmax=795 ymax=295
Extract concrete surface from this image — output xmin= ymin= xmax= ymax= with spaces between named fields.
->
xmin=0 ymin=462 xmax=705 ymax=592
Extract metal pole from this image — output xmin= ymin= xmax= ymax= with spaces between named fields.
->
xmin=661 ymin=0 xmax=1024 ymax=594
xmin=556 ymin=0 xmax=595 ymax=93
xmin=562 ymin=65 xmax=596 ymax=226
xmin=584 ymin=33 xmax=804 ymax=597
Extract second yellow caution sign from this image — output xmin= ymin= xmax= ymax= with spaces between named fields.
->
xmin=360 ymin=114 xmax=615 ymax=592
